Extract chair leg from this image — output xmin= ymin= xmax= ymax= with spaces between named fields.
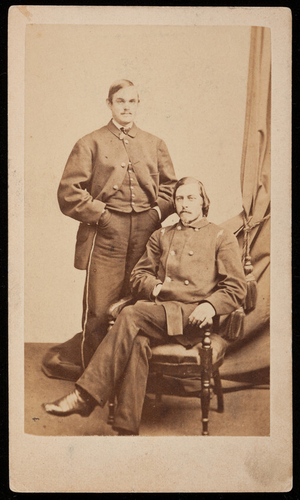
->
xmin=107 ymin=395 xmax=115 ymax=425
xmin=213 ymin=368 xmax=224 ymax=413
xmin=200 ymin=330 xmax=213 ymax=436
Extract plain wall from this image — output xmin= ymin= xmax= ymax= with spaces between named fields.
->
xmin=24 ymin=24 xmax=250 ymax=342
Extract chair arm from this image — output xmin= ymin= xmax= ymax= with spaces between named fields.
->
xmin=107 ymin=295 xmax=135 ymax=324
xmin=222 ymin=306 xmax=245 ymax=340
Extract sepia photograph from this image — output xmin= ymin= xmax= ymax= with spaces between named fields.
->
xmin=8 ymin=6 xmax=292 ymax=493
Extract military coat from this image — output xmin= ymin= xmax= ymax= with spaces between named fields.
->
xmin=130 ymin=217 xmax=247 ymax=337
xmin=57 ymin=120 xmax=176 ymax=269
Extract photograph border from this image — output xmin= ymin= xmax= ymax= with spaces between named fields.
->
xmin=8 ymin=6 xmax=292 ymax=493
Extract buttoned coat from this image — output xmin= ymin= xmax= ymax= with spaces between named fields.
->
xmin=130 ymin=218 xmax=247 ymax=337
xmin=58 ymin=120 xmax=177 ymax=269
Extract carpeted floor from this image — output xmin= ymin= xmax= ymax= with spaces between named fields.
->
xmin=25 ymin=342 xmax=270 ymax=437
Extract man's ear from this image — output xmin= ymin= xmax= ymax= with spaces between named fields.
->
xmin=106 ymin=98 xmax=112 ymax=110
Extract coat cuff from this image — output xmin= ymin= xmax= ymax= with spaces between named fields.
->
xmin=133 ymin=278 xmax=163 ymax=301
xmin=157 ymin=198 xmax=175 ymax=221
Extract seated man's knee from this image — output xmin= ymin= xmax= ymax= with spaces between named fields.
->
xmin=117 ymin=305 xmax=136 ymax=321
xmin=117 ymin=303 xmax=146 ymax=323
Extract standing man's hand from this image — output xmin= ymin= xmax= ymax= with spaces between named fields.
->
xmin=188 ymin=302 xmax=215 ymax=329
xmin=98 ymin=208 xmax=110 ymax=225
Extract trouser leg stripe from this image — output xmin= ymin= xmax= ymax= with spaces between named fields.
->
xmin=80 ymin=231 xmax=97 ymax=370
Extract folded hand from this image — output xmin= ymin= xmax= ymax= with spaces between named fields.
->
xmin=188 ymin=302 xmax=215 ymax=329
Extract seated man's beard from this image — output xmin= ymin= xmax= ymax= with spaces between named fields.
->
xmin=180 ymin=211 xmax=201 ymax=225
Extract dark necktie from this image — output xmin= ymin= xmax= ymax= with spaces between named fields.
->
xmin=120 ymin=127 xmax=129 ymax=135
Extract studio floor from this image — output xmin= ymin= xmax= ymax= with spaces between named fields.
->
xmin=24 ymin=338 xmax=270 ymax=437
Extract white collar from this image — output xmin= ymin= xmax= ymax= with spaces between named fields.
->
xmin=112 ymin=119 xmax=133 ymax=131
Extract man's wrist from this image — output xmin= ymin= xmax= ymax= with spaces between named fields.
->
xmin=200 ymin=301 xmax=216 ymax=316
xmin=152 ymin=282 xmax=163 ymax=299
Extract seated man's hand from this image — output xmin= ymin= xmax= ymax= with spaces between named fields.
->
xmin=152 ymin=283 xmax=163 ymax=299
xmin=188 ymin=302 xmax=215 ymax=329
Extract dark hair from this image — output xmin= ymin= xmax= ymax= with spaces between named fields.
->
xmin=107 ymin=79 xmax=140 ymax=103
xmin=173 ymin=177 xmax=210 ymax=217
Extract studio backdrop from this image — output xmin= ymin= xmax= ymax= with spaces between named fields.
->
xmin=25 ymin=25 xmax=261 ymax=373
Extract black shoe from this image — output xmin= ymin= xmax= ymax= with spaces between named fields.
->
xmin=43 ymin=388 xmax=94 ymax=417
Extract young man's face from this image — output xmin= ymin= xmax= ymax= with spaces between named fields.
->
xmin=107 ymin=86 xmax=139 ymax=126
xmin=175 ymin=183 xmax=204 ymax=225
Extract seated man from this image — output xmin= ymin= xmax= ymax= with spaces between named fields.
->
xmin=44 ymin=176 xmax=247 ymax=435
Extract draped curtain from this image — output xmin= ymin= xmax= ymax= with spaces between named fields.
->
xmin=221 ymin=26 xmax=271 ymax=376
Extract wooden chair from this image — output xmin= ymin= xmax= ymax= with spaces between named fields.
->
xmin=106 ymin=296 xmax=244 ymax=436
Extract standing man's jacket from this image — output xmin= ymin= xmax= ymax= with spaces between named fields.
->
xmin=58 ymin=120 xmax=177 ymax=269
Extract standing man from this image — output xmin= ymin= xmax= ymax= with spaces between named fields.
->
xmin=42 ymin=79 xmax=177 ymax=378
xmin=44 ymin=177 xmax=247 ymax=435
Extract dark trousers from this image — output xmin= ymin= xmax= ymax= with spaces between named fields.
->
xmin=41 ymin=209 xmax=160 ymax=381
xmin=80 ymin=209 xmax=160 ymax=368
xmin=76 ymin=300 xmax=204 ymax=435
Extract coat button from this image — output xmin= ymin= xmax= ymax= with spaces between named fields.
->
xmin=194 ymin=228 xmax=199 ymax=231
xmin=188 ymin=251 xmax=194 ymax=256
xmin=170 ymin=250 xmax=175 ymax=256
xmin=184 ymin=280 xmax=189 ymax=285
xmin=166 ymin=276 xmax=172 ymax=282
xmin=113 ymin=185 xmax=118 ymax=190
xmin=124 ymin=139 xmax=129 ymax=144
xmin=121 ymin=162 xmax=126 ymax=167
xmin=177 ymin=226 xmax=181 ymax=230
